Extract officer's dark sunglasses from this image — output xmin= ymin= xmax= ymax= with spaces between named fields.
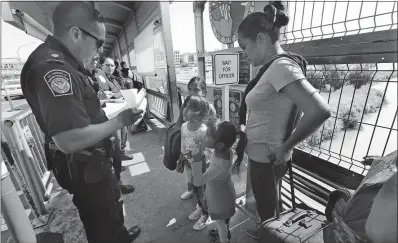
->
xmin=78 ymin=27 xmax=105 ymax=49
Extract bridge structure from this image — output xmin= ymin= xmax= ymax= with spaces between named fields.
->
xmin=1 ymin=1 xmax=397 ymax=242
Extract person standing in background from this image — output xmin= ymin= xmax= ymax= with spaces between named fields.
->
xmin=100 ymin=57 xmax=136 ymax=195
xmin=113 ymin=60 xmax=121 ymax=77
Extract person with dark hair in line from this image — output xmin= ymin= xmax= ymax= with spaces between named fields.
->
xmin=237 ymin=1 xmax=331 ymax=239
xmin=99 ymin=57 xmax=136 ymax=195
xmin=120 ymin=61 xmax=149 ymax=134
xmin=20 ymin=2 xmax=141 ymax=242
xmin=113 ymin=60 xmax=121 ymax=77
xmin=120 ymin=61 xmax=133 ymax=79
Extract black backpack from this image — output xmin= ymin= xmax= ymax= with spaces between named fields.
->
xmin=163 ymin=96 xmax=192 ymax=171
xmin=163 ymin=122 xmax=182 ymax=171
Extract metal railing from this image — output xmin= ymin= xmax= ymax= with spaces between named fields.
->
xmin=299 ymin=62 xmax=397 ymax=175
xmin=282 ymin=1 xmax=397 ymax=44
xmin=146 ymin=90 xmax=170 ymax=124
xmin=1 ymin=107 xmax=53 ymax=227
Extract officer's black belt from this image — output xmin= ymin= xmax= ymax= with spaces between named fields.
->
xmin=49 ymin=142 xmax=94 ymax=162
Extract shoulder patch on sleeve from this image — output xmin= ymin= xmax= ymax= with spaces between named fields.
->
xmin=43 ymin=69 xmax=73 ymax=97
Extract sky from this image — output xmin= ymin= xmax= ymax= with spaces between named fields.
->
xmin=1 ymin=1 xmax=396 ymax=59
xmin=1 ymin=19 xmax=43 ymax=60
xmin=169 ymin=2 xmax=225 ymax=53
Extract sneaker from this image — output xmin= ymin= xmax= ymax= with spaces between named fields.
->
xmin=121 ymin=153 xmax=134 ymax=161
xmin=120 ymin=184 xmax=135 ymax=194
xmin=245 ymin=228 xmax=260 ymax=240
xmin=193 ymin=214 xmax=209 ymax=231
xmin=131 ymin=121 xmax=148 ymax=134
xmin=189 ymin=207 xmax=203 ymax=220
xmin=181 ymin=190 xmax=194 ymax=200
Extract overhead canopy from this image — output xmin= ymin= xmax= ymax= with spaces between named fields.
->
xmin=3 ymin=1 xmax=138 ymax=57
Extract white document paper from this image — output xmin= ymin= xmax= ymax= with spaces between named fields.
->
xmin=120 ymin=88 xmax=147 ymax=109
xmin=120 ymin=89 xmax=138 ymax=109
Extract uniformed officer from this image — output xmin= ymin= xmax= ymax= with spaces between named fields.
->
xmin=20 ymin=2 xmax=141 ymax=242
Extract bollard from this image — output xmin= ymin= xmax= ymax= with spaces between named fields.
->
xmin=1 ymin=159 xmax=37 ymax=243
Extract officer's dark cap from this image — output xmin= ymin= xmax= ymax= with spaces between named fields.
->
xmin=52 ymin=2 xmax=105 ymax=35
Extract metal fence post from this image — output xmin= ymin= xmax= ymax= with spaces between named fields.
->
xmin=1 ymin=158 xmax=37 ymax=243
xmin=1 ymin=135 xmax=41 ymax=219
xmin=15 ymin=120 xmax=46 ymax=193
xmin=4 ymin=119 xmax=47 ymax=215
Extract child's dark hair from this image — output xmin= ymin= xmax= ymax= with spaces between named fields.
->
xmin=188 ymin=76 xmax=207 ymax=94
xmin=185 ymin=95 xmax=210 ymax=120
xmin=209 ymin=120 xmax=237 ymax=148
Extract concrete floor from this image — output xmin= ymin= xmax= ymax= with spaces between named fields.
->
xmin=2 ymin=118 xmax=257 ymax=243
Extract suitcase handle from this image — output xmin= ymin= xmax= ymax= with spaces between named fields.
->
xmin=283 ymin=211 xmax=308 ymax=227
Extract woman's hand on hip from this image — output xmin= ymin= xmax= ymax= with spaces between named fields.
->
xmin=268 ymin=146 xmax=292 ymax=165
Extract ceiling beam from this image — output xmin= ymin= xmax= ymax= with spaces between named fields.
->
xmin=107 ymin=2 xmax=132 ymax=11
xmin=104 ymin=18 xmax=123 ymax=29
xmin=106 ymin=32 xmax=117 ymax=39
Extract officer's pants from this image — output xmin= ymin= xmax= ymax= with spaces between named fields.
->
xmin=72 ymin=172 xmax=130 ymax=243
xmin=113 ymin=129 xmax=124 ymax=181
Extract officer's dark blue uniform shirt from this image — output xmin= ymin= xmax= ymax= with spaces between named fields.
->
xmin=21 ymin=35 xmax=108 ymax=138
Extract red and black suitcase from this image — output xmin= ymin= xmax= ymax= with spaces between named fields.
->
xmin=260 ymin=160 xmax=331 ymax=243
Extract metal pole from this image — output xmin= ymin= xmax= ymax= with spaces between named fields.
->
xmin=124 ymin=29 xmax=132 ymax=68
xmin=5 ymin=89 xmax=16 ymax=112
xmin=117 ymin=35 xmax=123 ymax=63
xmin=5 ymin=120 xmax=47 ymax=215
xmin=222 ymin=85 xmax=230 ymax=121
xmin=1 ymin=135 xmax=39 ymax=219
xmin=1 ymin=159 xmax=37 ymax=243
xmin=14 ymin=121 xmax=46 ymax=197
xmin=159 ymin=1 xmax=180 ymax=123
xmin=193 ymin=1 xmax=206 ymax=81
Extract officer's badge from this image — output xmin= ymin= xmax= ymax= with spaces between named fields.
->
xmin=43 ymin=70 xmax=73 ymax=97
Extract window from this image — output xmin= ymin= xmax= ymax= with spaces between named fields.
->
xmin=129 ymin=49 xmax=136 ymax=67
xmin=135 ymin=24 xmax=155 ymax=74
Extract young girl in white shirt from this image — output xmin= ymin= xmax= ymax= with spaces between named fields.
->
xmin=180 ymin=95 xmax=211 ymax=231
